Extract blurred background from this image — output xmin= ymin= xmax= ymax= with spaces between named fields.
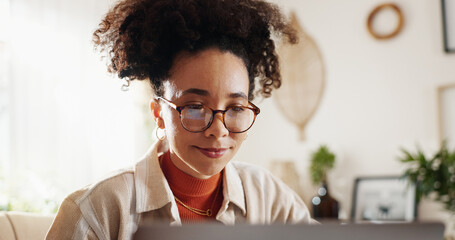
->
xmin=0 ymin=0 xmax=454 ymax=231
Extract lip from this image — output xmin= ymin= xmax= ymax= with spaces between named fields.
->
xmin=196 ymin=147 xmax=228 ymax=158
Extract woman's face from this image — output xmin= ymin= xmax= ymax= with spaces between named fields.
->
xmin=157 ymin=48 xmax=250 ymax=179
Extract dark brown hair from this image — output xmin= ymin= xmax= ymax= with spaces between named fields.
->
xmin=93 ymin=0 xmax=297 ymax=100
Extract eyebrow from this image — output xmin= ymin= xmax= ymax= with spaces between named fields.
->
xmin=181 ymin=88 xmax=210 ymax=96
xmin=181 ymin=88 xmax=248 ymax=100
xmin=229 ymin=92 xmax=248 ymax=100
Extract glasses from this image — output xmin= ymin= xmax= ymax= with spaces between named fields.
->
xmin=156 ymin=97 xmax=260 ymax=133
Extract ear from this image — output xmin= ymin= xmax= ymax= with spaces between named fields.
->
xmin=150 ymin=99 xmax=165 ymax=129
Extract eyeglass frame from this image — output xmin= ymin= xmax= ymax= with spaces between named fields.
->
xmin=155 ymin=96 xmax=261 ymax=133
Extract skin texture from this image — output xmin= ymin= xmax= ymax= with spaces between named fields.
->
xmin=151 ymin=48 xmax=249 ymax=179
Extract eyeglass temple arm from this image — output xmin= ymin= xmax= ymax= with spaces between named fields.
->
xmin=156 ymin=97 xmax=178 ymax=110
xmin=249 ymin=101 xmax=261 ymax=114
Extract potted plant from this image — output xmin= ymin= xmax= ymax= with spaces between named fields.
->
xmin=400 ymin=142 xmax=455 ymax=212
xmin=310 ymin=145 xmax=335 ymax=185
xmin=400 ymin=142 xmax=455 ymax=239
xmin=309 ymin=145 xmax=338 ymax=219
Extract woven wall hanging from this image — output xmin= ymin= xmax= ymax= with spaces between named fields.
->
xmin=275 ymin=12 xmax=325 ymax=141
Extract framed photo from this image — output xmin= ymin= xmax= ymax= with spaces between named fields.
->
xmin=437 ymin=83 xmax=455 ymax=149
xmin=442 ymin=0 xmax=455 ymax=52
xmin=351 ymin=176 xmax=416 ymax=222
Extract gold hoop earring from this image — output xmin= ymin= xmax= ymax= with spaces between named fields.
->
xmin=155 ymin=128 xmax=166 ymax=141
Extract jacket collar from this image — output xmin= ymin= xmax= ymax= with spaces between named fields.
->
xmin=134 ymin=140 xmax=246 ymax=216
xmin=134 ymin=140 xmax=174 ymax=213
xmin=223 ymin=161 xmax=246 ymax=215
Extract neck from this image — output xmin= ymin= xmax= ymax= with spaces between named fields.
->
xmin=161 ymin=151 xmax=221 ymax=196
xmin=168 ymin=150 xmax=214 ymax=179
xmin=160 ymin=151 xmax=224 ymax=221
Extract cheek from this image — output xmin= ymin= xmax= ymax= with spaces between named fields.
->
xmin=161 ymin=109 xmax=181 ymax=139
xmin=162 ymin=110 xmax=196 ymax=147
xmin=231 ymin=133 xmax=247 ymax=146
xmin=162 ymin=108 xmax=179 ymax=129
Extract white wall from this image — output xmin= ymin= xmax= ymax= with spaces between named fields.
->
xmin=234 ymin=0 xmax=455 ymax=221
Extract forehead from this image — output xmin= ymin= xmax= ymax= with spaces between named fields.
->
xmin=163 ymin=48 xmax=249 ymax=100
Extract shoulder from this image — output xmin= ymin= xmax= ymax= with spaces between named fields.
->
xmin=67 ymin=167 xmax=136 ymax=206
xmin=50 ymin=167 xmax=137 ymax=239
xmin=229 ymin=161 xmax=296 ymax=202
xmin=229 ymin=161 xmax=314 ymax=224
xmin=230 ymin=161 xmax=285 ymax=188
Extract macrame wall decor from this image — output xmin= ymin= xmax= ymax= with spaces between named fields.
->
xmin=275 ymin=12 xmax=325 ymax=141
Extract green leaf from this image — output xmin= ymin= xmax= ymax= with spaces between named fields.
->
xmin=399 ymin=142 xmax=455 ymax=213
xmin=310 ymin=145 xmax=335 ymax=185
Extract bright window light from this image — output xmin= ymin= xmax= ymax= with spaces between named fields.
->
xmin=0 ymin=0 xmax=10 ymax=42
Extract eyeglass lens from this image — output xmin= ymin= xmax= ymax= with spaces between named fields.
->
xmin=180 ymin=105 xmax=255 ymax=132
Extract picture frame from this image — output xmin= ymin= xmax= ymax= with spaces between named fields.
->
xmin=351 ymin=176 xmax=416 ymax=222
xmin=437 ymin=83 xmax=455 ymax=149
xmin=442 ymin=0 xmax=455 ymax=52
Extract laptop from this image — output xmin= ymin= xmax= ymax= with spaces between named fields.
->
xmin=133 ymin=222 xmax=444 ymax=240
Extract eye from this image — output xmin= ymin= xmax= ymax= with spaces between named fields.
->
xmin=230 ymin=106 xmax=245 ymax=112
xmin=185 ymin=104 xmax=204 ymax=110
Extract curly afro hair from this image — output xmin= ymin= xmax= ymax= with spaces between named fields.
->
xmin=93 ymin=0 xmax=297 ymax=100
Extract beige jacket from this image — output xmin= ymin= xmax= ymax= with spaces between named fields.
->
xmin=46 ymin=141 xmax=315 ymax=239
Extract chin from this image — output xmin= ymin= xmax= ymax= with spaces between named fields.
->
xmin=188 ymin=150 xmax=233 ymax=176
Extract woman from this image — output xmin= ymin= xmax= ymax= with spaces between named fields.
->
xmin=46 ymin=0 xmax=315 ymax=239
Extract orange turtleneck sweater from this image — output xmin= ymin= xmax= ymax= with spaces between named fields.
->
xmin=160 ymin=151 xmax=223 ymax=222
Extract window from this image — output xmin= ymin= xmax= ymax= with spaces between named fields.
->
xmin=0 ymin=0 xmax=10 ymax=211
xmin=0 ymin=0 xmax=154 ymax=213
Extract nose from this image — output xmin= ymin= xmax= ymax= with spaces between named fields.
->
xmin=204 ymin=113 xmax=229 ymax=139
